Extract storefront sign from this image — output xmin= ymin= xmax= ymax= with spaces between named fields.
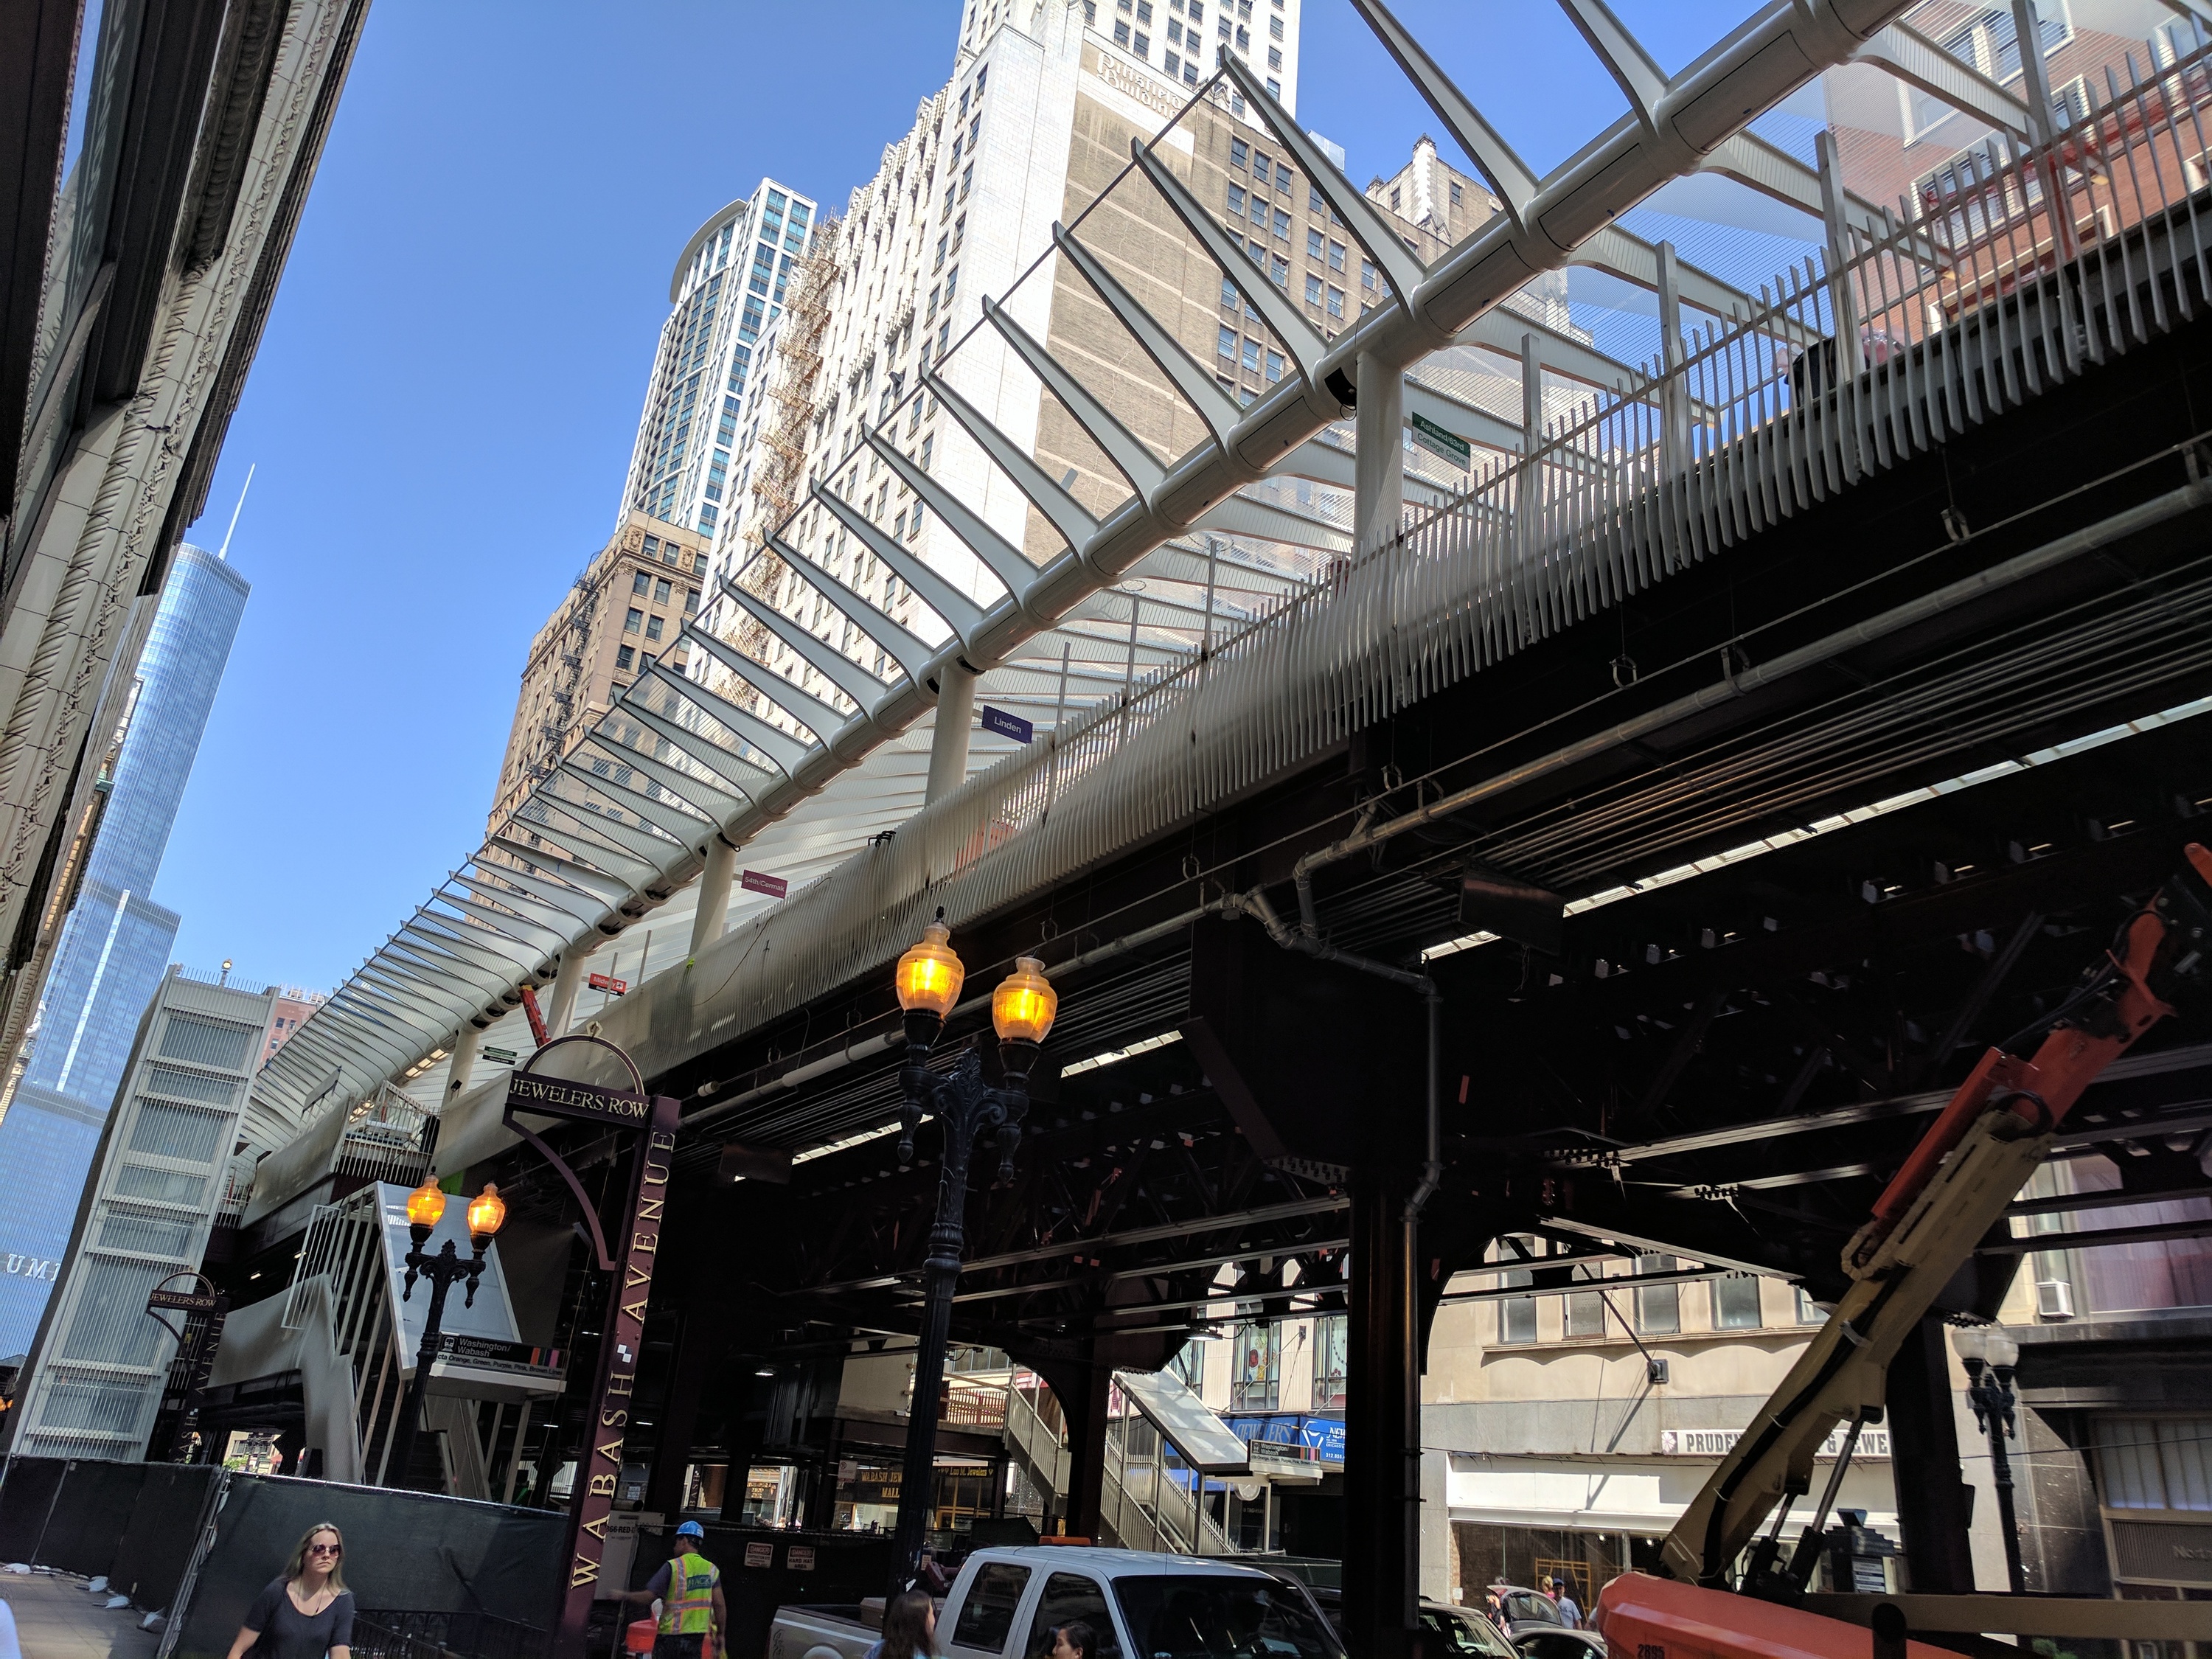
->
xmin=586 ymin=973 xmax=627 ymax=995
xmin=483 ymin=1046 xmax=518 ymax=1065
xmin=740 ymin=869 xmax=788 ymax=899
xmin=1659 ymin=1424 xmax=1891 ymax=1459
xmin=147 ymin=1286 xmax=221 ymax=1313
xmin=507 ymin=1073 xmax=656 ymax=1130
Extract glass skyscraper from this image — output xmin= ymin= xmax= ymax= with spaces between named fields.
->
xmin=0 ymin=542 xmax=248 ymax=1360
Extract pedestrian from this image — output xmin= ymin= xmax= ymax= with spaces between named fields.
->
xmin=1551 ymin=1579 xmax=1583 ymax=1630
xmin=868 ymin=1590 xmax=936 ymax=1659
xmin=619 ymin=1520 xmax=725 ymax=1659
xmin=222 ymin=1523 xmax=354 ymax=1659
xmin=1050 ymin=1621 xmax=1097 ymax=1659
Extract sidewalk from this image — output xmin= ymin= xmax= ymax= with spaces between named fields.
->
xmin=1 ymin=1571 xmax=161 ymax=1659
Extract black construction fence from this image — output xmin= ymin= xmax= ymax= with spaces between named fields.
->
xmin=598 ymin=1519 xmax=897 ymax=1659
xmin=0 ymin=1458 xmax=564 ymax=1658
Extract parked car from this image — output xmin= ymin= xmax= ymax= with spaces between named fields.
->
xmin=1488 ymin=1585 xmax=1563 ymax=1631
xmin=1290 ymin=1586 xmax=1514 ymax=1658
xmin=1511 ymin=1629 xmax=1606 ymax=1659
xmin=771 ymin=1546 xmax=1345 ymax=1659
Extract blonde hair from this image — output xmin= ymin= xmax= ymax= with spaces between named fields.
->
xmin=285 ymin=1523 xmax=348 ymax=1594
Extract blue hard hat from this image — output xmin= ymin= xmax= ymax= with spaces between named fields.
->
xmin=676 ymin=1521 xmax=705 ymax=1539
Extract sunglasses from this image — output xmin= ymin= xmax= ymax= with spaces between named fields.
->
xmin=308 ymin=1543 xmax=343 ymax=1557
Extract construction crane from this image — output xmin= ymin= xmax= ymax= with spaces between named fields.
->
xmin=1595 ymin=844 xmax=2212 ymax=1658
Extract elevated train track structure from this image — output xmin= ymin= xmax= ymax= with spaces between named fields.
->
xmin=231 ymin=2 xmax=2212 ymax=1645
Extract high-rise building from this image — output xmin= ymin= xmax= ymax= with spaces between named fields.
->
xmin=619 ymin=181 xmax=819 ymax=547
xmin=8 ymin=969 xmax=276 ymax=1460
xmin=487 ymin=513 xmax=711 ymax=831
xmin=0 ymin=542 xmax=248 ymax=1360
xmin=260 ymin=987 xmax=328 ymax=1070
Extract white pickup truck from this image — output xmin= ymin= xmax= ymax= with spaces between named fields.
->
xmin=767 ymin=1548 xmax=1344 ymax=1659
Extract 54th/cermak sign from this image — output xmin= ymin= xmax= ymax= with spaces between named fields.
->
xmin=501 ymin=1040 xmax=679 ymax=1658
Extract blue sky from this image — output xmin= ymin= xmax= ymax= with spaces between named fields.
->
xmin=156 ymin=0 xmax=1778 ymax=992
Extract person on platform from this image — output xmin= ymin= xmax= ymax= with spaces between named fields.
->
xmin=223 ymin=1523 xmax=354 ymax=1659
xmin=620 ymin=1521 xmax=726 ymax=1659
xmin=869 ymin=1590 xmax=938 ymax=1659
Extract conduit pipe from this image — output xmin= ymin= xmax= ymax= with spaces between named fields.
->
xmin=1290 ymin=476 xmax=2212 ymax=897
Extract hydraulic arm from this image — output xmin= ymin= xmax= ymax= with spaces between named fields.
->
xmin=1594 ymin=844 xmax=2212 ymax=1650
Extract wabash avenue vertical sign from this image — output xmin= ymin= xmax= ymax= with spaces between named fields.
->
xmin=513 ymin=1066 xmax=681 ymax=1657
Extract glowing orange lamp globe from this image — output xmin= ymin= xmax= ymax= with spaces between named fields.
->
xmin=992 ymin=957 xmax=1057 ymax=1047
xmin=896 ymin=921 xmax=964 ymax=1020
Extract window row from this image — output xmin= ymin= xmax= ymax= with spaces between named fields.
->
xmin=630 ymin=571 xmax=702 ymax=612
xmin=1493 ymin=1256 xmax=1825 ymax=1345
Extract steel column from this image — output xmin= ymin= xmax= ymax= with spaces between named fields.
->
xmin=543 ymin=947 xmax=591 ymax=1040
xmin=445 ymin=1022 xmax=485 ymax=1107
xmin=690 ymin=835 xmax=738 ymax=956
xmin=1343 ymin=1173 xmax=1419 ymax=1659
xmin=925 ymin=663 xmax=978 ymax=804
xmin=1885 ymin=1314 xmax=1978 ymax=1593
xmin=1354 ymin=349 xmax=1405 ymax=557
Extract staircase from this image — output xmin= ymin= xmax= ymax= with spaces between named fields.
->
xmin=1003 ymin=1371 xmax=1238 ymax=1554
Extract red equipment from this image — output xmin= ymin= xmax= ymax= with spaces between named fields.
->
xmin=1596 ymin=844 xmax=2212 ymax=1655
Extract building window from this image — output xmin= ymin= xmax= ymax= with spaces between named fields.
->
xmin=1329 ymin=240 xmax=1346 ymax=271
xmin=1304 ymin=274 xmax=1321 ymax=305
xmin=1635 ymin=1253 xmax=1680 ymax=1335
xmin=1114 ymin=18 xmax=1129 ymax=43
xmin=1166 ymin=49 xmax=1180 ymax=73
xmin=1326 ymin=285 xmax=1343 ymax=318
xmin=616 ymin=646 xmax=635 ymax=670
xmin=654 ymin=577 xmax=672 ymax=604
xmin=1240 ymin=338 xmax=1260 ymax=372
xmin=1272 ymin=207 xmax=1290 ymax=240
xmin=1220 ymin=276 xmax=1238 ymax=308
xmin=1169 ymin=1337 xmax=1208 ymax=1391
xmin=2093 ymin=1418 xmax=2212 ymax=1510
xmin=1133 ymin=29 xmax=1150 ymax=54
xmin=921 ymin=434 xmax=934 ymax=470
xmin=1231 ymin=137 xmax=1248 ymax=170
xmin=1264 ymin=349 xmax=1284 ymax=382
xmin=1228 ymin=184 xmax=1246 ymax=216
xmin=632 ymin=571 xmax=651 ymax=596
xmin=1500 ymin=1267 xmax=1537 ymax=1343
xmin=1362 ymin=259 xmax=1377 ymax=290
xmin=1796 ymin=1287 xmax=1826 ymax=1324
xmin=1218 ymin=324 xmax=1237 ymax=360
xmin=1565 ymin=1284 xmax=1607 ymax=1338
xmin=1136 ymin=0 xmax=1150 ymax=19
xmin=1232 ymin=1321 xmax=1280 ymax=1411
xmin=1390 ymin=186 xmax=1402 ymax=209
xmin=1314 ymin=1315 xmax=1349 ymax=1409
xmin=625 ymin=608 xmax=643 ymax=633
xmin=1307 ymin=228 xmax=1322 ymax=260
xmin=1268 ymin=46 xmax=1280 ymax=69
xmin=1714 ymin=1273 xmax=1764 ymax=1329
xmin=684 ymin=588 xmax=700 ymax=614
xmin=1269 ymin=10 xmax=1281 ymax=35
xmin=945 ymin=266 xmax=959 ymax=299
xmin=1270 ymin=252 xmax=1289 ymax=286
xmin=645 ymin=615 xmax=665 ymax=641
xmin=1450 ymin=181 xmax=1463 ymax=206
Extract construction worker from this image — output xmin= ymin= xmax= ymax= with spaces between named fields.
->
xmin=621 ymin=1521 xmax=726 ymax=1659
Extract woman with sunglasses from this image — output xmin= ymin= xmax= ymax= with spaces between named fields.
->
xmin=223 ymin=1523 xmax=354 ymax=1659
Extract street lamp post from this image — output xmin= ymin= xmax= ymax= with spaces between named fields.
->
xmin=1956 ymin=1324 xmax=2027 ymax=1592
xmin=385 ymin=1178 xmax=507 ymax=1489
xmin=887 ymin=920 xmax=1057 ymax=1590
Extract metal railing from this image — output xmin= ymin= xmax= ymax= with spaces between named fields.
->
xmin=352 ymin=1610 xmax=547 ymax=1659
xmin=1001 ymin=1371 xmax=1236 ymax=1556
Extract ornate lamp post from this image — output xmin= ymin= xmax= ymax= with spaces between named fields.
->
xmin=1955 ymin=1324 xmax=2027 ymax=1592
xmin=384 ymin=1178 xmax=507 ymax=1488
xmin=887 ymin=919 xmax=1057 ymax=1587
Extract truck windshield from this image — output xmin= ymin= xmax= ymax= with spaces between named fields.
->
xmin=1110 ymin=1576 xmax=1344 ymax=1659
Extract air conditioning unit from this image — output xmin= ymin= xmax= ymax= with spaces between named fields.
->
xmin=2035 ymin=1279 xmax=2076 ymax=1320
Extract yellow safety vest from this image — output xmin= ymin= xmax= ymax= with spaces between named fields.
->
xmin=658 ymin=1551 xmax=718 ymax=1635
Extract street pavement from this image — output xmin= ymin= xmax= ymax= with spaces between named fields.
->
xmin=1 ymin=1571 xmax=161 ymax=1659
